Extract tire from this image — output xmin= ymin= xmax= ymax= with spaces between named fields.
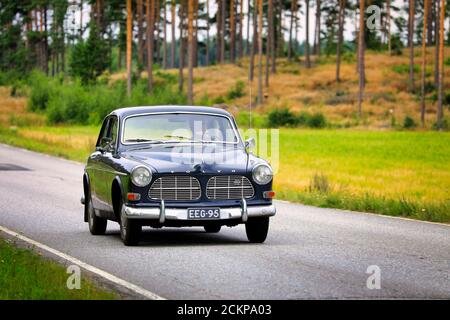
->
xmin=204 ymin=225 xmax=221 ymax=233
xmin=120 ymin=204 xmax=141 ymax=246
xmin=245 ymin=217 xmax=269 ymax=243
xmin=86 ymin=193 xmax=107 ymax=235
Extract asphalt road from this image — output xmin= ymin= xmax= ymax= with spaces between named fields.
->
xmin=0 ymin=143 xmax=449 ymax=299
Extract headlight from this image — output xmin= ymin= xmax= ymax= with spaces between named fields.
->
xmin=131 ymin=166 xmax=152 ymax=187
xmin=252 ymin=164 xmax=273 ymax=185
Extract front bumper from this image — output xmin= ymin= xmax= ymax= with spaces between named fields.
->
xmin=124 ymin=199 xmax=276 ymax=223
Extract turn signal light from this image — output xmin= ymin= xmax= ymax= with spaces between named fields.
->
xmin=127 ymin=193 xmax=141 ymax=201
xmin=263 ymin=191 xmax=276 ymax=199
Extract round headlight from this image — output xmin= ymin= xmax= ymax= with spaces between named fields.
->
xmin=252 ymin=164 xmax=273 ymax=185
xmin=131 ymin=166 xmax=152 ymax=187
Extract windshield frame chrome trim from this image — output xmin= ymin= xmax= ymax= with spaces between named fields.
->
xmin=120 ymin=111 xmax=243 ymax=147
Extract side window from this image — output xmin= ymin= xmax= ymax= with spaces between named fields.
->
xmin=96 ymin=118 xmax=109 ymax=148
xmin=107 ymin=117 xmax=118 ymax=149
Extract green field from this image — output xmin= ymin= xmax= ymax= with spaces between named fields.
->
xmin=274 ymin=129 xmax=450 ymax=222
xmin=0 ymin=239 xmax=116 ymax=299
xmin=1 ymin=124 xmax=449 ymax=222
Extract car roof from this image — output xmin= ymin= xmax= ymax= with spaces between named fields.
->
xmin=110 ymin=106 xmax=234 ymax=118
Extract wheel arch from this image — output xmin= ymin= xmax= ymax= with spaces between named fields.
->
xmin=83 ymin=173 xmax=90 ymax=222
xmin=111 ymin=176 xmax=125 ymax=222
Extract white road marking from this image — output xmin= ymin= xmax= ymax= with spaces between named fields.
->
xmin=0 ymin=224 xmax=166 ymax=300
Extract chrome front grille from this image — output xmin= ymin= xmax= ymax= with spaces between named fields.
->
xmin=148 ymin=176 xmax=201 ymax=201
xmin=206 ymin=175 xmax=254 ymax=200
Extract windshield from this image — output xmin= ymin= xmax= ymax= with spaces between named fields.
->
xmin=122 ymin=113 xmax=240 ymax=145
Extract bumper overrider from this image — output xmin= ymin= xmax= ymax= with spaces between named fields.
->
xmin=123 ymin=199 xmax=276 ymax=223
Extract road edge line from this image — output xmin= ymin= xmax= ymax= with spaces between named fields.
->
xmin=0 ymin=224 xmax=166 ymax=300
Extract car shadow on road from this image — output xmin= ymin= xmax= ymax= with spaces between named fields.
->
xmin=106 ymin=228 xmax=250 ymax=247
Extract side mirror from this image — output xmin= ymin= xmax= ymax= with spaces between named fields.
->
xmin=96 ymin=137 xmax=112 ymax=153
xmin=245 ymin=137 xmax=256 ymax=151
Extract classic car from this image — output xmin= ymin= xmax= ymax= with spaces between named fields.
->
xmin=82 ymin=106 xmax=276 ymax=246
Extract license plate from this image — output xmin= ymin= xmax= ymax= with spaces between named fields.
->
xmin=187 ymin=208 xmax=220 ymax=220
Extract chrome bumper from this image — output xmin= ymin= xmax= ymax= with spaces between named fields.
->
xmin=123 ymin=199 xmax=276 ymax=223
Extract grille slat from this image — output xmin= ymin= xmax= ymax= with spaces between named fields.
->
xmin=149 ymin=176 xmax=201 ymax=201
xmin=206 ymin=175 xmax=254 ymax=200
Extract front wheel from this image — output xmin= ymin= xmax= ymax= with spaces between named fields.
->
xmin=245 ymin=217 xmax=269 ymax=243
xmin=120 ymin=204 xmax=141 ymax=246
xmin=87 ymin=193 xmax=107 ymax=235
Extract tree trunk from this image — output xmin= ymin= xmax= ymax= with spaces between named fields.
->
xmin=43 ymin=6 xmax=48 ymax=75
xmin=249 ymin=0 xmax=257 ymax=81
xmin=408 ymin=0 xmax=415 ymax=93
xmin=187 ymin=0 xmax=194 ymax=104
xmin=171 ymin=0 xmax=176 ymax=68
xmin=127 ymin=0 xmax=133 ymax=96
xmin=155 ymin=0 xmax=160 ymax=64
xmin=216 ymin=0 xmax=222 ymax=63
xmin=220 ymin=0 xmax=226 ymax=63
xmin=146 ymin=0 xmax=155 ymax=93
xmin=437 ymin=0 xmax=445 ymax=129
xmin=305 ymin=0 xmax=310 ymax=68
xmin=193 ymin=0 xmax=198 ymax=67
xmin=137 ymin=0 xmax=144 ymax=69
xmin=257 ymin=0 xmax=263 ymax=104
xmin=271 ymin=0 xmax=277 ymax=73
xmin=178 ymin=0 xmax=185 ymax=92
xmin=206 ymin=0 xmax=210 ymax=65
xmin=238 ymin=0 xmax=244 ymax=59
xmin=315 ymin=0 xmax=321 ymax=56
xmin=230 ymin=0 xmax=235 ymax=63
xmin=163 ymin=0 xmax=167 ymax=69
xmin=336 ymin=0 xmax=345 ymax=82
xmin=434 ymin=0 xmax=440 ymax=87
xmin=288 ymin=0 xmax=294 ymax=61
xmin=246 ymin=0 xmax=251 ymax=55
xmin=265 ymin=0 xmax=273 ymax=87
xmin=118 ymin=21 xmax=123 ymax=70
xmin=427 ymin=0 xmax=433 ymax=46
xmin=357 ymin=0 xmax=365 ymax=118
xmin=421 ymin=0 xmax=428 ymax=127
xmin=387 ymin=0 xmax=391 ymax=55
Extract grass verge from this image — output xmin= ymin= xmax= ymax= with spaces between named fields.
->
xmin=0 ymin=239 xmax=117 ymax=299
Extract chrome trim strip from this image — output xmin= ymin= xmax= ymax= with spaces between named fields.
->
xmin=120 ymin=111 xmax=243 ymax=146
xmin=159 ymin=200 xmax=165 ymax=223
xmin=123 ymin=204 xmax=276 ymax=221
xmin=241 ymin=199 xmax=248 ymax=222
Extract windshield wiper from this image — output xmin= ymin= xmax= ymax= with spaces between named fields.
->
xmin=163 ymin=135 xmax=217 ymax=144
xmin=125 ymin=138 xmax=165 ymax=143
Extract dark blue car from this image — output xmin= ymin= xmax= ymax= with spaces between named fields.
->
xmin=82 ymin=106 xmax=276 ymax=246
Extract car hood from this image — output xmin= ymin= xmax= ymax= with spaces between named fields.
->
xmin=121 ymin=144 xmax=249 ymax=174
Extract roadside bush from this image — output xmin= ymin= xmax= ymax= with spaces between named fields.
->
xmin=403 ymin=116 xmax=416 ymax=129
xmin=268 ymin=108 xmax=299 ymax=127
xmin=28 ymin=70 xmax=56 ymax=112
xmin=392 ymin=64 xmax=419 ymax=75
xmin=307 ymin=112 xmax=327 ymax=128
xmin=309 ymin=173 xmax=331 ymax=193
xmin=43 ymin=77 xmax=186 ymax=125
xmin=267 ymin=108 xmax=328 ymax=128
xmin=236 ymin=111 xmax=268 ymax=128
xmin=226 ymin=80 xmax=245 ymax=100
